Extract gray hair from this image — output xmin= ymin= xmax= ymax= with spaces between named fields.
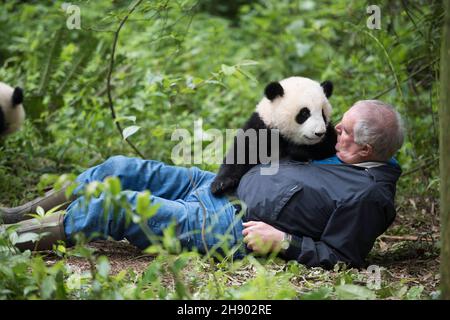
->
xmin=352 ymin=100 xmax=405 ymax=161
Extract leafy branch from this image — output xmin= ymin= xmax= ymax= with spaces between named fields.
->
xmin=106 ymin=0 xmax=145 ymax=158
xmin=371 ymin=57 xmax=439 ymax=99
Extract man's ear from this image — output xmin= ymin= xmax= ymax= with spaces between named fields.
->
xmin=359 ymin=144 xmax=373 ymax=158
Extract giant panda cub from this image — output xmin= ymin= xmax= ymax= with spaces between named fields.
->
xmin=210 ymin=76 xmax=337 ymax=196
xmin=0 ymin=82 xmax=25 ymax=137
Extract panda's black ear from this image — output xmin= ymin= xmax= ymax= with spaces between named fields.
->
xmin=264 ymin=82 xmax=284 ymax=101
xmin=12 ymin=87 xmax=24 ymax=106
xmin=321 ymin=81 xmax=333 ymax=98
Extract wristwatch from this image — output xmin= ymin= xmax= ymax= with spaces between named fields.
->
xmin=280 ymin=232 xmax=292 ymax=252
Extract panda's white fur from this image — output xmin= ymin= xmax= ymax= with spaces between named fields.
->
xmin=0 ymin=82 xmax=25 ymax=136
xmin=256 ymin=76 xmax=332 ymax=145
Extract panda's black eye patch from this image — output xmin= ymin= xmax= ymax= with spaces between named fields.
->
xmin=322 ymin=110 xmax=327 ymax=124
xmin=296 ymin=107 xmax=311 ymax=124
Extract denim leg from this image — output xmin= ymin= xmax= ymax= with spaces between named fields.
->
xmin=65 ymin=191 xmax=192 ymax=249
xmin=74 ymin=156 xmax=215 ymax=200
xmin=185 ymin=184 xmax=245 ymax=257
xmin=64 ymin=189 xmax=244 ymax=254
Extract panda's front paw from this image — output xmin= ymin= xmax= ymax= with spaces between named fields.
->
xmin=210 ymin=177 xmax=239 ymax=196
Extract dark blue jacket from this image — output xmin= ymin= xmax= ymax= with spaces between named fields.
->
xmin=236 ymin=159 xmax=401 ymax=269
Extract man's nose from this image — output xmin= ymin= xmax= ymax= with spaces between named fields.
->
xmin=335 ymin=123 xmax=341 ymax=132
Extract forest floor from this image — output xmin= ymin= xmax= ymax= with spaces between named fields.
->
xmin=41 ymin=193 xmax=440 ymax=298
xmin=366 ymin=194 xmax=440 ymax=296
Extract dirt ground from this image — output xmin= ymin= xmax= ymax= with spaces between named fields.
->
xmin=45 ymin=239 xmax=156 ymax=275
xmin=367 ymin=194 xmax=441 ymax=295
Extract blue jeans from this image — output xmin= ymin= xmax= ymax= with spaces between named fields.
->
xmin=64 ymin=156 xmax=245 ymax=257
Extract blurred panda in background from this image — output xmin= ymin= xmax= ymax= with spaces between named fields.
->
xmin=0 ymin=82 xmax=25 ymax=137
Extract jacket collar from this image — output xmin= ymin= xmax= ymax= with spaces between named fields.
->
xmin=352 ymin=161 xmax=386 ymax=168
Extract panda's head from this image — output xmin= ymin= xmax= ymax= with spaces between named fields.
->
xmin=0 ymin=82 xmax=25 ymax=137
xmin=256 ymin=76 xmax=333 ymax=145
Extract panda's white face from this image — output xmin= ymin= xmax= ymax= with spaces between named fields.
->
xmin=0 ymin=82 xmax=25 ymax=136
xmin=256 ymin=76 xmax=333 ymax=145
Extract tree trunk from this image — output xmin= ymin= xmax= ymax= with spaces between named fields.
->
xmin=440 ymin=0 xmax=450 ymax=300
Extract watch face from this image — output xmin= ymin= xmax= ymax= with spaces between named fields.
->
xmin=281 ymin=240 xmax=290 ymax=251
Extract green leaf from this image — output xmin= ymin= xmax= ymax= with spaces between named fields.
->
xmin=221 ymin=64 xmax=236 ymax=76
xmin=37 ymin=174 xmax=58 ymax=194
xmin=46 ymin=203 xmax=68 ymax=215
xmin=151 ymin=127 xmax=166 ymax=138
xmin=24 ymin=94 xmax=46 ymax=119
xmin=142 ymin=262 xmax=161 ymax=283
xmin=406 ymin=286 xmax=424 ymax=300
xmin=16 ymin=232 xmax=40 ymax=244
xmin=136 ymin=191 xmax=160 ymax=219
xmin=114 ymin=270 xmax=127 ymax=282
xmin=86 ymin=181 xmax=103 ymax=198
xmin=41 ymin=276 xmax=56 ymax=299
xmin=335 ymin=284 xmax=376 ymax=300
xmin=36 ymin=206 xmax=45 ymax=217
xmin=65 ymin=184 xmax=77 ymax=200
xmin=395 ymin=285 xmax=409 ymax=298
xmin=123 ymin=125 xmax=141 ymax=140
xmin=237 ymin=60 xmax=260 ymax=66
xmin=136 ymin=191 xmax=151 ymax=215
xmin=104 ymin=177 xmax=122 ymax=196
xmin=57 ymin=245 xmax=66 ymax=254
xmin=173 ymin=255 xmax=190 ymax=273
xmin=96 ymin=256 xmax=111 ymax=278
xmin=54 ymin=173 xmax=76 ymax=190
xmin=23 ymin=285 xmax=39 ymax=297
xmin=115 ymin=116 xmax=137 ymax=123
xmin=237 ymin=68 xmax=257 ymax=82
xmin=301 ymin=287 xmax=333 ymax=300
xmin=144 ymin=245 xmax=163 ymax=255
xmin=9 ymin=231 xmax=19 ymax=245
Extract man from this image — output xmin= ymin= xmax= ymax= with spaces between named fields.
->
xmin=239 ymin=100 xmax=403 ymax=268
xmin=0 ymin=100 xmax=404 ymax=269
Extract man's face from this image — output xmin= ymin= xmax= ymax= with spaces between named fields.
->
xmin=335 ymin=106 xmax=370 ymax=164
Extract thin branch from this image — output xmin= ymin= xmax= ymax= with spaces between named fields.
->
xmin=38 ymin=28 xmax=64 ymax=96
xmin=401 ymin=0 xmax=425 ymax=38
xmin=402 ymin=157 xmax=439 ymax=176
xmin=106 ymin=0 xmax=145 ymax=158
xmin=429 ymin=83 xmax=437 ymax=146
xmin=363 ymin=30 xmax=404 ymax=101
xmin=371 ymin=57 xmax=439 ymax=100
xmin=379 ymin=235 xmax=436 ymax=242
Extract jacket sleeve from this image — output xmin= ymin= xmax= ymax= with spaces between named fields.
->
xmin=281 ymin=195 xmax=396 ymax=269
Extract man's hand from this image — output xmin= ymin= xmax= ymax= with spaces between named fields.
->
xmin=242 ymin=221 xmax=285 ymax=254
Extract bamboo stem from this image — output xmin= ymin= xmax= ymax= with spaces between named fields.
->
xmin=440 ymin=0 xmax=450 ymax=300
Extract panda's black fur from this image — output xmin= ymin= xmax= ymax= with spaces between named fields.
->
xmin=0 ymin=106 xmax=6 ymax=134
xmin=210 ymin=78 xmax=337 ymax=196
